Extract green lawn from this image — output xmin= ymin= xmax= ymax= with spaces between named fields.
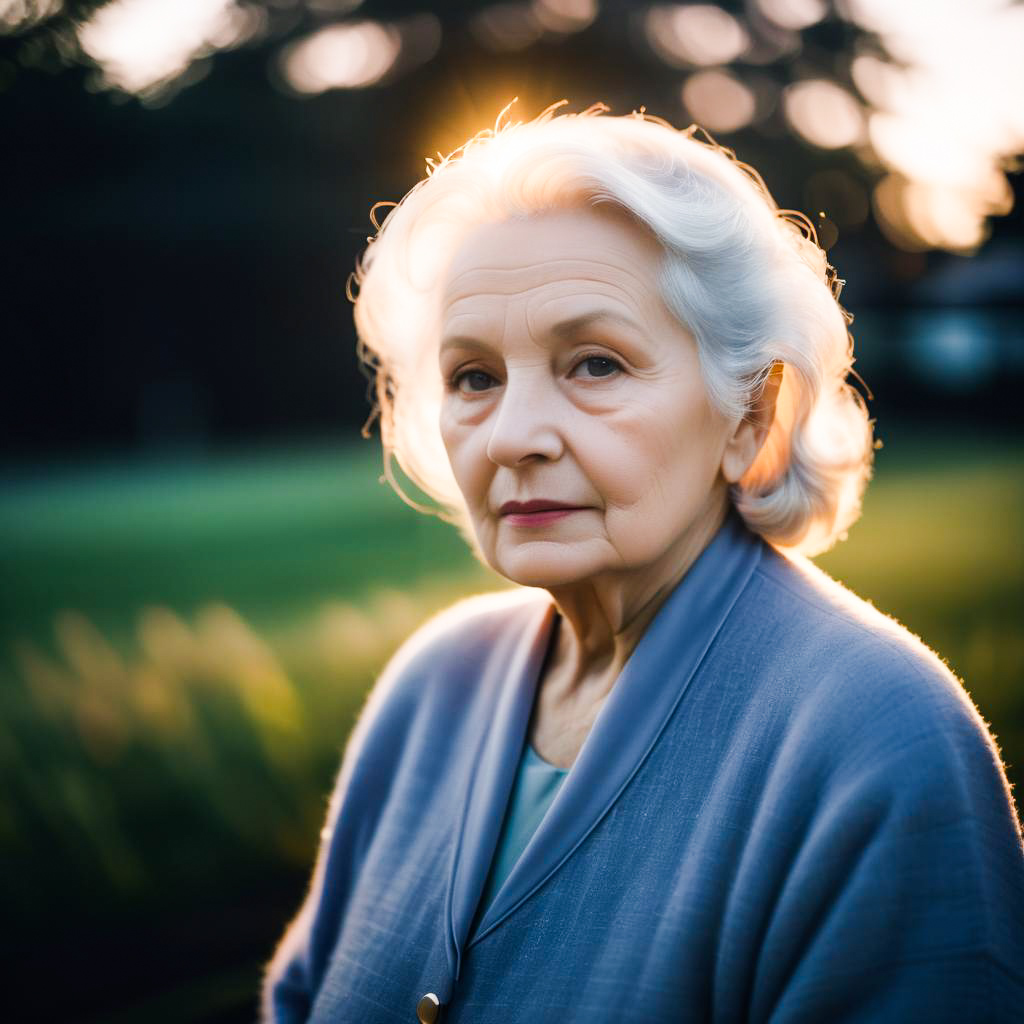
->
xmin=0 ymin=431 xmax=1020 ymax=1022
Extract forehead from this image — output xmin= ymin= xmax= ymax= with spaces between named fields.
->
xmin=441 ymin=207 xmax=665 ymax=314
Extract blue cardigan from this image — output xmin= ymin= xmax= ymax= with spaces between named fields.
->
xmin=263 ymin=514 xmax=1024 ymax=1022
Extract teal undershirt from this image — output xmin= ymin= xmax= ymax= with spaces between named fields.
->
xmin=477 ymin=741 xmax=569 ymax=917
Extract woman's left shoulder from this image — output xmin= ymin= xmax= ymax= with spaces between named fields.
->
xmin=739 ymin=544 xmax=1021 ymax=826
xmin=723 ymin=549 xmax=1024 ymax=1018
xmin=749 ymin=543 xmax=974 ymax=711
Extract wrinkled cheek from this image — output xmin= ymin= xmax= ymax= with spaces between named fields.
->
xmin=598 ymin=462 xmax=715 ymax=565
xmin=583 ymin=433 xmax=656 ymax=509
xmin=591 ymin=410 xmax=676 ymax=488
xmin=600 ymin=410 xmax=718 ymax=507
xmin=603 ymin=501 xmax=672 ymax=564
xmin=444 ymin=436 xmax=495 ymax=532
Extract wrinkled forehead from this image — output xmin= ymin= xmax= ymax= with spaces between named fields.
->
xmin=440 ymin=206 xmax=666 ymax=315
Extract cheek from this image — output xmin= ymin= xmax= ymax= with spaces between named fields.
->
xmin=440 ymin=406 xmax=492 ymax=508
xmin=583 ymin=390 xmax=726 ymax=518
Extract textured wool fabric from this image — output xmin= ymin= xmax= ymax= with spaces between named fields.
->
xmin=263 ymin=513 xmax=1024 ymax=1023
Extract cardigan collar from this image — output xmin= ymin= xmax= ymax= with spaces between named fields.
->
xmin=447 ymin=511 xmax=765 ymax=972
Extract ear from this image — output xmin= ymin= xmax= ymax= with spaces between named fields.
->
xmin=721 ymin=361 xmax=784 ymax=484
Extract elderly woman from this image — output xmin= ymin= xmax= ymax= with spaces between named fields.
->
xmin=263 ymin=106 xmax=1024 ymax=1023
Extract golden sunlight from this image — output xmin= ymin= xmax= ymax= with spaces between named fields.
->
xmin=845 ymin=0 xmax=1024 ymax=250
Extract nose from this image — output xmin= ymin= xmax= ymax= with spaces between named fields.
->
xmin=485 ymin=371 xmax=564 ymax=467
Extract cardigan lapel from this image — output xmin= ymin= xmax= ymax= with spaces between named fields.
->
xmin=446 ymin=596 xmax=557 ymax=977
xmin=467 ymin=512 xmax=764 ymax=946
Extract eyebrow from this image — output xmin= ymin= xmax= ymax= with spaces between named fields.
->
xmin=440 ymin=309 xmax=643 ymax=353
xmin=550 ymin=310 xmax=643 ymax=339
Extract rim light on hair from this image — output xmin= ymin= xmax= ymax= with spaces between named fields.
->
xmin=350 ymin=101 xmax=874 ymax=557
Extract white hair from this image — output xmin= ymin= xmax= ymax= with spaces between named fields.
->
xmin=352 ymin=103 xmax=874 ymax=556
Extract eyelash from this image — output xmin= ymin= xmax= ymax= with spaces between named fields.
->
xmin=448 ymin=353 xmax=624 ymax=394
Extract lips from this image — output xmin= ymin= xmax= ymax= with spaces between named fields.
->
xmin=497 ymin=499 xmax=589 ymax=527
xmin=499 ymin=499 xmax=583 ymax=515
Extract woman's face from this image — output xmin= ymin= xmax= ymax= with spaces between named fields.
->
xmin=438 ymin=206 xmax=741 ymax=589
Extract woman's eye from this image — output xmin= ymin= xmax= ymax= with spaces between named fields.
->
xmin=574 ymin=356 xmax=621 ymax=379
xmin=455 ymin=369 xmax=498 ymax=393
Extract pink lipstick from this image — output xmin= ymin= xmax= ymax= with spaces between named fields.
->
xmin=499 ymin=500 xmax=587 ymax=527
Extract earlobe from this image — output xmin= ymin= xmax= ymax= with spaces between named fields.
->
xmin=721 ymin=361 xmax=784 ymax=484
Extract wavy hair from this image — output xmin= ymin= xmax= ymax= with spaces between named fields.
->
xmin=351 ymin=102 xmax=874 ymax=556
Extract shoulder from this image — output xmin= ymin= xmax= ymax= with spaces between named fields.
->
xmin=317 ymin=586 xmax=549 ymax=831
xmin=733 ymin=555 xmax=1024 ymax=1015
xmin=746 ymin=542 xmax=974 ymax=717
xmin=378 ymin=585 xmax=549 ymax=689
xmin=349 ymin=585 xmax=548 ymax=738
xmin=733 ymin=543 xmax=1020 ymax=839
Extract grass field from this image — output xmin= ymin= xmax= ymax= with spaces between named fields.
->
xmin=0 ymin=430 xmax=1021 ymax=1022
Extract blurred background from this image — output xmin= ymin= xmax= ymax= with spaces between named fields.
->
xmin=1 ymin=0 xmax=1022 ymax=1020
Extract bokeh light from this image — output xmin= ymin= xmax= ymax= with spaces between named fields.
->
xmin=844 ymin=0 xmax=1024 ymax=249
xmin=532 ymin=0 xmax=598 ymax=34
xmin=753 ymin=0 xmax=827 ymax=31
xmin=279 ymin=19 xmax=402 ymax=92
xmin=873 ymin=173 xmax=1012 ymax=253
xmin=681 ymin=69 xmax=756 ymax=133
xmin=77 ymin=0 xmax=260 ymax=98
xmin=783 ymin=78 xmax=864 ymax=149
xmin=0 ymin=0 xmax=61 ymax=33
xmin=470 ymin=4 xmax=545 ymax=52
xmin=645 ymin=4 xmax=750 ymax=67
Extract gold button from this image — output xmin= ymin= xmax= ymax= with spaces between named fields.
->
xmin=417 ymin=992 xmax=441 ymax=1023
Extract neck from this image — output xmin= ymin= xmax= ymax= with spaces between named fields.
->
xmin=544 ymin=500 xmax=729 ymax=700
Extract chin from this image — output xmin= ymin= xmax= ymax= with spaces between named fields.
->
xmin=487 ymin=540 xmax=612 ymax=589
